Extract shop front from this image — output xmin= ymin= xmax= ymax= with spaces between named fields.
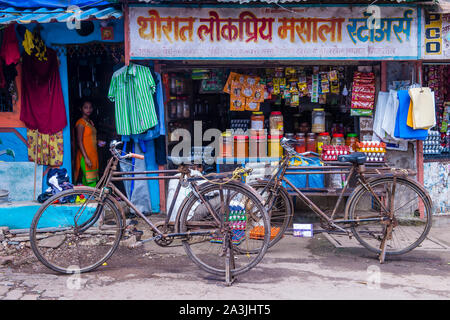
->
xmin=0 ymin=3 xmax=125 ymax=228
xmin=125 ymin=2 xmax=434 ymax=215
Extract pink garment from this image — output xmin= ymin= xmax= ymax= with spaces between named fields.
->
xmin=20 ymin=47 xmax=67 ymax=134
xmin=0 ymin=25 xmax=20 ymax=66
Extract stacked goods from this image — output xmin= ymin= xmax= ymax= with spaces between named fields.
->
xmin=423 ymin=131 xmax=444 ymax=155
xmin=249 ymin=226 xmax=281 ymax=240
xmin=211 ymin=203 xmax=247 ymax=245
xmin=357 ymin=141 xmax=386 ymax=162
xmin=350 ymin=72 xmax=376 ymax=116
xmin=321 ymin=145 xmax=350 ymax=161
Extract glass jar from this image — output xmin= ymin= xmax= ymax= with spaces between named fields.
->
xmin=269 ymin=111 xmax=284 ymax=135
xmin=169 ymin=97 xmax=177 ymax=119
xmin=312 ymin=108 xmax=325 ymax=133
xmin=234 ymin=135 xmax=249 ymax=158
xmin=169 ymin=74 xmax=177 ymax=95
xmin=295 ymin=133 xmax=306 ymax=154
xmin=285 ymin=133 xmax=294 ymax=140
xmin=220 ymin=131 xmax=233 ymax=158
xmin=306 ymin=133 xmax=317 ymax=152
xmin=268 ymin=135 xmax=283 ymax=158
xmin=176 ymin=76 xmax=185 ymax=95
xmin=345 ymin=133 xmax=359 ymax=153
xmin=331 ymin=133 xmax=345 ymax=146
xmin=182 ymin=98 xmax=190 ymax=118
xmin=249 ymin=135 xmax=267 ymax=159
xmin=251 ymin=112 xmax=265 ymax=130
xmin=176 ymin=99 xmax=183 ymax=119
xmin=317 ymin=132 xmax=331 ymax=155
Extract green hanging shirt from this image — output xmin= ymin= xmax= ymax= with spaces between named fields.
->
xmin=108 ymin=64 xmax=158 ymax=136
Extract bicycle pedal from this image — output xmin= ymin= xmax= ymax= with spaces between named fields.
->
xmin=130 ymin=241 xmax=143 ymax=249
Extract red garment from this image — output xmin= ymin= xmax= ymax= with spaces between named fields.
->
xmin=20 ymin=47 xmax=67 ymax=134
xmin=0 ymin=25 xmax=20 ymax=66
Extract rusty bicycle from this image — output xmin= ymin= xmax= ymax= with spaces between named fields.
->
xmin=29 ymin=141 xmax=270 ymax=284
xmin=249 ymin=138 xmax=432 ymax=263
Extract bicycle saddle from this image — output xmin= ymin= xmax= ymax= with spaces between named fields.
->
xmin=338 ymin=152 xmax=366 ymax=165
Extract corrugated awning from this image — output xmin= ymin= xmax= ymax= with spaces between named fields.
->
xmin=214 ymin=0 xmax=432 ymax=3
xmin=0 ymin=6 xmax=122 ymax=24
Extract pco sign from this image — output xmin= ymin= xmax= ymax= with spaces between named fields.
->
xmin=424 ymin=13 xmax=442 ymax=55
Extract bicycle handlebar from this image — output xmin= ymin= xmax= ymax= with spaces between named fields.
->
xmin=280 ymin=137 xmax=320 ymax=158
xmin=109 ymin=140 xmax=145 ymax=160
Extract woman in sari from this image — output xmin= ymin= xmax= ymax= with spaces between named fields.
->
xmin=74 ymin=101 xmax=103 ymax=187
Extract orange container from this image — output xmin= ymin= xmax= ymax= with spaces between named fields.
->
xmin=249 ymin=226 xmax=281 ymax=240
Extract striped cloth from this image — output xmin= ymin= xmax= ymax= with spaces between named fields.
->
xmin=108 ymin=63 xmax=158 ymax=136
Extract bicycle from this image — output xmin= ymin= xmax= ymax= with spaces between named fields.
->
xmin=29 ymin=141 xmax=270 ymax=285
xmin=249 ymin=138 xmax=432 ymax=263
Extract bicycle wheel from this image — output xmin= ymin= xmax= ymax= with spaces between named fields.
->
xmin=249 ymin=181 xmax=293 ymax=248
xmin=347 ymin=177 xmax=432 ymax=255
xmin=30 ymin=187 xmax=124 ymax=274
xmin=178 ymin=181 xmax=270 ymax=277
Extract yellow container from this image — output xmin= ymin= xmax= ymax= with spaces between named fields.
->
xmin=268 ymin=135 xmax=283 ymax=158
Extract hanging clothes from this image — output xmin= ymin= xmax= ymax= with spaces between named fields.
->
xmin=22 ymin=29 xmax=47 ymax=62
xmin=20 ymin=47 xmax=67 ymax=135
xmin=0 ymin=24 xmax=20 ymax=66
xmin=27 ymin=129 xmax=64 ymax=166
xmin=394 ymin=90 xmax=428 ymax=140
xmin=108 ymin=63 xmax=158 ymax=136
xmin=74 ymin=118 xmax=99 ymax=187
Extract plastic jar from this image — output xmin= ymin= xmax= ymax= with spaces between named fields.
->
xmin=312 ymin=108 xmax=325 ymax=133
xmin=345 ymin=133 xmax=359 ymax=152
xmin=268 ymin=135 xmax=283 ymax=158
xmin=251 ymin=112 xmax=265 ymax=130
xmin=295 ymin=133 xmax=306 ymax=154
xmin=331 ymin=133 xmax=345 ymax=146
xmin=306 ymin=133 xmax=317 ymax=152
xmin=234 ymin=135 xmax=249 ymax=158
xmin=317 ymin=132 xmax=331 ymax=155
xmin=220 ymin=132 xmax=233 ymax=158
xmin=249 ymin=135 xmax=267 ymax=159
xmin=269 ymin=111 xmax=284 ymax=135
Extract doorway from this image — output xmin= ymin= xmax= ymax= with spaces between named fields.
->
xmin=66 ymin=42 xmax=124 ymax=183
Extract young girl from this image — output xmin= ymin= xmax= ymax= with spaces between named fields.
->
xmin=74 ymin=100 xmax=103 ymax=187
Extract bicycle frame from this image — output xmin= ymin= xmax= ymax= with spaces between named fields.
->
xmin=89 ymin=155 xmax=227 ymax=243
xmin=259 ymin=154 xmax=402 ymax=233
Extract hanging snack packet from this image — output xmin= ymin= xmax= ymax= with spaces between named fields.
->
xmin=223 ymin=72 xmax=239 ymax=94
xmin=245 ymin=100 xmax=260 ymax=112
xmin=230 ymin=95 xmax=245 ymax=111
xmin=253 ymin=84 xmax=265 ymax=102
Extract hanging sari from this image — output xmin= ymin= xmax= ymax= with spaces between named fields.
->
xmin=74 ymin=118 xmax=98 ymax=187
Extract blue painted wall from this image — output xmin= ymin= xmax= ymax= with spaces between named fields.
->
xmin=0 ymin=19 xmax=124 ymax=197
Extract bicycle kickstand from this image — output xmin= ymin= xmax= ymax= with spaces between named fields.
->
xmin=224 ymin=235 xmax=235 ymax=286
xmin=378 ymin=224 xmax=394 ymax=264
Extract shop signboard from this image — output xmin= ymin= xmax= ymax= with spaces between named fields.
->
xmin=421 ymin=12 xmax=450 ymax=59
xmin=129 ymin=5 xmax=420 ymax=60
